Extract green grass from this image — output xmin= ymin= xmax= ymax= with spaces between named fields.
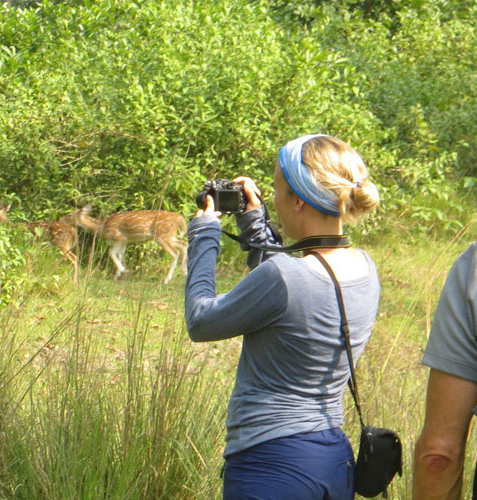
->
xmin=0 ymin=265 xmax=234 ymax=499
xmin=1 ymin=227 xmax=477 ymax=499
xmin=349 ymin=222 xmax=477 ymax=499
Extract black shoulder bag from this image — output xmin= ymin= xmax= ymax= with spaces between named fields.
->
xmin=307 ymin=251 xmax=403 ymax=498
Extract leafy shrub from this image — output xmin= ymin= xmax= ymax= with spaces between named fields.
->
xmin=0 ymin=223 xmax=26 ymax=307
xmin=0 ymin=0 xmax=475 ymax=250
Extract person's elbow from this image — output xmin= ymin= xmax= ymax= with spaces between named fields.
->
xmin=415 ymin=448 xmax=460 ymax=476
xmin=186 ymin=315 xmax=207 ymax=342
xmin=416 ymin=432 xmax=465 ymax=467
xmin=413 ymin=433 xmax=466 ymax=498
xmin=185 ymin=307 xmax=216 ymax=342
xmin=187 ymin=326 xmax=207 ymax=343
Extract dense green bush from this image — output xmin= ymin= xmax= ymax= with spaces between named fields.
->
xmin=0 ymin=0 xmax=289 ymax=218
xmin=304 ymin=2 xmax=477 ymax=234
xmin=0 ymin=0 xmax=475 ymax=214
xmin=0 ymin=223 xmax=26 ymax=306
xmin=0 ymin=0 xmax=476 ymax=295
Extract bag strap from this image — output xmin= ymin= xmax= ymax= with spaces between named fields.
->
xmin=306 ymin=250 xmax=366 ymax=431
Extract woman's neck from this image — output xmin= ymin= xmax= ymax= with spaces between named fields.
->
xmin=298 ymin=211 xmax=343 ymax=238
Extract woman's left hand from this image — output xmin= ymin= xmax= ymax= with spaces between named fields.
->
xmin=195 ymin=194 xmax=222 ymax=218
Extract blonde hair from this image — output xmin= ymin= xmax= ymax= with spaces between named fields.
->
xmin=301 ymin=135 xmax=379 ymax=224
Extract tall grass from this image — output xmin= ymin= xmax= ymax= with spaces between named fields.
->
xmin=1 ymin=226 xmax=477 ymax=499
xmin=0 ymin=269 xmax=232 ymax=499
xmin=348 ymin=221 xmax=477 ymax=498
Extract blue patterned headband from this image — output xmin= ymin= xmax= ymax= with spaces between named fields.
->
xmin=278 ymin=134 xmax=341 ymax=217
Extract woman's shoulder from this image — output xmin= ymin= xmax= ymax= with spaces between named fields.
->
xmin=254 ymin=252 xmax=296 ymax=273
xmin=265 ymin=252 xmax=301 ymax=269
xmin=249 ymin=254 xmax=305 ymax=285
xmin=357 ymin=248 xmax=378 ymax=271
xmin=255 ymin=250 xmax=379 ymax=286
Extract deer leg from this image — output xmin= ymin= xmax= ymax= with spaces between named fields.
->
xmin=63 ymin=250 xmax=78 ymax=282
xmin=164 ymin=250 xmax=179 ymax=284
xmin=157 ymin=238 xmax=180 ymax=284
xmin=176 ymin=240 xmax=188 ymax=274
xmin=169 ymin=239 xmax=188 ymax=276
xmin=109 ymin=241 xmax=128 ymax=280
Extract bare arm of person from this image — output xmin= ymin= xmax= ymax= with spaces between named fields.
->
xmin=413 ymin=368 xmax=477 ymax=499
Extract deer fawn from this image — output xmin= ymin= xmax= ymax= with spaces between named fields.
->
xmin=0 ymin=204 xmax=79 ymax=281
xmin=62 ymin=205 xmax=188 ymax=284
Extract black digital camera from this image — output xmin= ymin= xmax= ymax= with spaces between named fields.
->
xmin=196 ymin=179 xmax=248 ymax=215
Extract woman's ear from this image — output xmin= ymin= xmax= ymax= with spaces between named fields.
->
xmin=294 ymin=198 xmax=306 ymax=213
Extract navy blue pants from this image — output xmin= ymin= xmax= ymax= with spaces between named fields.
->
xmin=223 ymin=429 xmax=354 ymax=500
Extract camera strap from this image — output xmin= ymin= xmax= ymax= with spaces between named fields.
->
xmin=221 ymin=201 xmax=350 ymax=253
xmin=222 ymin=230 xmax=350 ymax=253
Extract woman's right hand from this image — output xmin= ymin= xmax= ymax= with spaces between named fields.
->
xmin=232 ymin=177 xmax=262 ymax=212
xmin=195 ymin=194 xmax=222 ymax=218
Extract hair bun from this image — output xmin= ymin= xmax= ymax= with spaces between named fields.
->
xmin=353 ymin=179 xmax=380 ymax=214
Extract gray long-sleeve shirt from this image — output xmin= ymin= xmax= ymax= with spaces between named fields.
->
xmin=185 ymin=209 xmax=380 ymax=457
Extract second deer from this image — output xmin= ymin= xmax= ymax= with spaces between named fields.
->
xmin=63 ymin=205 xmax=188 ymax=284
xmin=0 ymin=204 xmax=79 ymax=281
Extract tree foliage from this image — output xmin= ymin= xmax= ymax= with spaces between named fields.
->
xmin=0 ymin=0 xmax=476 ymax=298
xmin=1 ymin=0 xmax=475 ymax=215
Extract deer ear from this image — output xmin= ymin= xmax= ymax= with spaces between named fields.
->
xmin=4 ymin=203 xmax=11 ymax=212
xmin=82 ymin=204 xmax=93 ymax=214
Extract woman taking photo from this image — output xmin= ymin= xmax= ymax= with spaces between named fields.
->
xmin=185 ymin=134 xmax=380 ymax=500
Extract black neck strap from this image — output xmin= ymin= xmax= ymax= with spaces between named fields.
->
xmin=222 ymin=199 xmax=350 ymax=253
xmin=222 ymin=231 xmax=350 ymax=253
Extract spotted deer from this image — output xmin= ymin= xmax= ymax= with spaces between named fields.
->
xmin=62 ymin=205 xmax=188 ymax=284
xmin=0 ymin=204 xmax=79 ymax=281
